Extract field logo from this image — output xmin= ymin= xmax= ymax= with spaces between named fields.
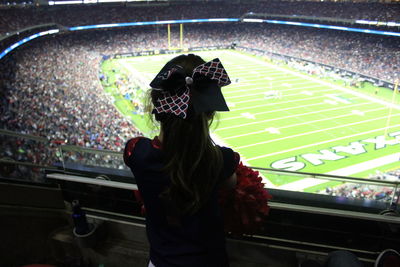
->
xmin=271 ymin=131 xmax=400 ymax=171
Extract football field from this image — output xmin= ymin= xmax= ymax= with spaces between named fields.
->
xmin=101 ymin=50 xmax=400 ymax=190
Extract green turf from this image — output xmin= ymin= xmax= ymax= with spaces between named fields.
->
xmin=100 ymin=50 xmax=400 ymax=191
xmin=302 ymin=181 xmax=343 ymax=193
xmin=350 ymin=161 xmax=400 ymax=178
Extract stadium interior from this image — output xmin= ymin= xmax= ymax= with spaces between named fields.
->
xmin=0 ymin=0 xmax=400 ymax=266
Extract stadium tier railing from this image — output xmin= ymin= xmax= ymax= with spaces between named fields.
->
xmin=1 ymin=130 xmax=399 ymax=216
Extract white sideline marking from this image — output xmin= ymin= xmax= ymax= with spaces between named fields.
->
xmin=301 ymin=90 xmax=313 ymax=96
xmin=220 ymin=94 xmax=335 ymax=116
xmin=279 ymin=178 xmax=328 ymax=191
xmin=220 ymin=102 xmax=370 ymax=122
xmin=241 ymin=112 xmax=256 ymax=119
xmin=217 ymin=103 xmax=386 ymax=132
xmin=246 ymin=124 xmax=400 ymax=161
xmin=324 ymin=99 xmax=338 ymax=105
xmin=225 ymin=83 xmax=323 ymax=95
xmin=235 ymin=77 xmax=315 ymax=84
xmin=237 ymin=114 xmax=400 ymax=150
xmin=224 ymin=87 xmax=267 ymax=95
xmin=352 ymin=110 xmax=365 ymax=116
xmin=327 ymin=152 xmax=400 ymax=176
xmin=226 ymin=85 xmax=327 ymax=99
xmin=265 ymin=127 xmax=281 ymax=134
xmin=227 ymin=102 xmax=236 ymax=107
xmin=226 ymin=91 xmax=272 ymax=99
xmin=327 ymin=94 xmax=352 ymax=104
xmin=233 ymin=89 xmax=336 ymax=105
xmin=279 ymin=152 xmax=400 ymax=191
xmin=223 ymin=107 xmax=385 ymax=140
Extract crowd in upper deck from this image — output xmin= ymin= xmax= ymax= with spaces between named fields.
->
xmin=0 ymin=1 xmax=399 ymax=35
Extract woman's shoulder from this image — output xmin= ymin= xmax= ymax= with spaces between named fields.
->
xmin=125 ymin=136 xmax=150 ymax=151
xmin=217 ymin=146 xmax=239 ymax=161
xmin=217 ymin=145 xmax=240 ymax=174
xmin=123 ymin=136 xmax=152 ymax=166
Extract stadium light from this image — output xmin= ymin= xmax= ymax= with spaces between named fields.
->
xmin=98 ymin=0 xmax=124 ymax=3
xmin=1 ymin=17 xmax=400 ymax=62
xmin=242 ymin=18 xmax=264 ymax=23
xmin=49 ymin=0 xmax=82 ymax=4
xmin=0 ymin=29 xmax=60 ymax=60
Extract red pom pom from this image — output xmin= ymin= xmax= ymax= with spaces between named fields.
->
xmin=219 ymin=162 xmax=272 ymax=234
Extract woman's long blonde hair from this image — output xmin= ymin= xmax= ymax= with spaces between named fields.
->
xmin=149 ymin=54 xmax=223 ymax=215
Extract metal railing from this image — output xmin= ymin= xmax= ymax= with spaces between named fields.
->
xmin=1 ymin=129 xmax=399 ymax=211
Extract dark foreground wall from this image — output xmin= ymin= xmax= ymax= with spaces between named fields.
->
xmin=0 ymin=181 xmax=299 ymax=267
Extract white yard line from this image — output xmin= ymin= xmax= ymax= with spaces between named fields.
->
xmin=227 ymin=79 xmax=314 ymax=89
xmin=218 ymin=94 xmax=338 ymax=115
xmin=225 ymin=85 xmax=326 ymax=99
xmin=223 ymin=87 xmax=268 ymax=94
xmin=232 ymin=89 xmax=337 ymax=105
xmin=229 ymin=68 xmax=293 ymax=75
xmin=246 ymin=124 xmax=400 ymax=161
xmin=224 ymin=107 xmax=385 ymax=140
xmin=217 ymin=103 xmax=392 ymax=132
xmin=236 ymin=114 xmax=400 ymax=150
xmin=220 ymin=102 xmax=369 ymax=122
xmin=233 ymin=77 xmax=315 ymax=83
xmin=224 ymin=83 xmax=321 ymax=94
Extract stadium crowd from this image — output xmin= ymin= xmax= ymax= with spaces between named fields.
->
xmin=323 ymin=169 xmax=400 ymax=202
xmin=231 ymin=24 xmax=399 ymax=82
xmin=0 ymin=2 xmax=399 ymax=35
xmin=1 ymin=24 xmax=399 ymax=152
xmin=0 ymin=30 xmax=142 ymax=153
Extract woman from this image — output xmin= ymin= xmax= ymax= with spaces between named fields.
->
xmin=124 ymin=54 xmax=239 ymax=267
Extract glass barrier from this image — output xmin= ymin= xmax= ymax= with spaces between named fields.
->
xmin=60 ymin=145 xmax=126 ymax=170
xmin=0 ymin=129 xmax=60 ymax=183
xmin=256 ymin=167 xmax=399 ymax=209
xmin=1 ymin=129 xmax=399 ymax=212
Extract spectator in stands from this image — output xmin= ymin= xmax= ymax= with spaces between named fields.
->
xmin=0 ymin=2 xmax=399 ymax=35
xmin=124 ymin=54 xmax=238 ymax=267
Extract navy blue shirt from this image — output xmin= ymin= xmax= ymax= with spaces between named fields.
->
xmin=124 ymin=137 xmax=238 ymax=267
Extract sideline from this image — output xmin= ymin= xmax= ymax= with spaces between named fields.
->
xmin=279 ymin=152 xmax=400 ymax=191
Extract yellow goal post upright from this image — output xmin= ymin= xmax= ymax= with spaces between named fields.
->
xmin=167 ymin=23 xmax=186 ymax=51
xmin=383 ymin=79 xmax=399 ymax=137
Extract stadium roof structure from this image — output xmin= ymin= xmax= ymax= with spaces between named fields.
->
xmin=1 ymin=0 xmax=400 ymax=8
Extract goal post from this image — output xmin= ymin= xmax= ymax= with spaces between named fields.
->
xmin=384 ymin=79 xmax=399 ymax=136
xmin=167 ymin=23 xmax=184 ymax=50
